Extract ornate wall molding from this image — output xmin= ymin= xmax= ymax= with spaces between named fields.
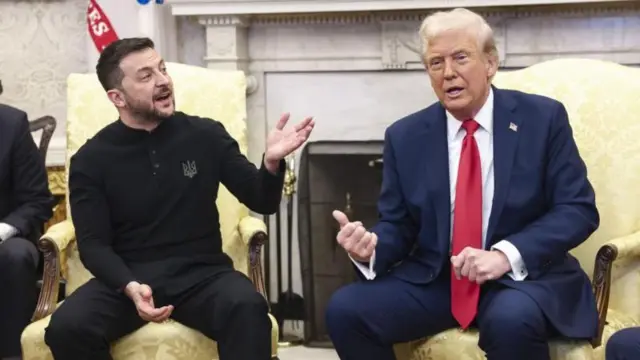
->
xmin=248 ymin=2 xmax=639 ymax=25
xmin=184 ymin=0 xmax=640 ymax=79
xmin=247 ymin=5 xmax=640 ymax=72
xmin=188 ymin=2 xmax=640 ymax=74
xmin=199 ymin=15 xmax=251 ymax=73
xmin=181 ymin=1 xmax=640 ymax=27
xmin=198 ymin=15 xmax=259 ymax=94
xmin=168 ymin=0 xmax=639 ymax=16
xmin=199 ymin=14 xmax=249 ymax=26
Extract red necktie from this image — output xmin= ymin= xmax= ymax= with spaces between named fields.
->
xmin=451 ymin=119 xmax=482 ymax=329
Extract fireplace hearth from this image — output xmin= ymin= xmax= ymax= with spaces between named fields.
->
xmin=297 ymin=140 xmax=384 ymax=347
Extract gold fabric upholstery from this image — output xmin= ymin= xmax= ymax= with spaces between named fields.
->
xmin=20 ymin=63 xmax=279 ymax=360
xmin=392 ymin=58 xmax=640 ymax=360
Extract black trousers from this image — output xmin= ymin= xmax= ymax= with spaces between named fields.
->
xmin=44 ymin=268 xmax=272 ymax=360
xmin=0 ymin=237 xmax=39 ymax=357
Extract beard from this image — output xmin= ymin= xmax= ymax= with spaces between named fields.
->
xmin=123 ymin=91 xmax=175 ymax=124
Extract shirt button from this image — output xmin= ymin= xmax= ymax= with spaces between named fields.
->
xmin=151 ymin=150 xmax=156 ymax=155
xmin=154 ymin=163 xmax=160 ymax=168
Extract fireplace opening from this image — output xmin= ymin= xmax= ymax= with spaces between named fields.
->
xmin=297 ymin=140 xmax=384 ymax=347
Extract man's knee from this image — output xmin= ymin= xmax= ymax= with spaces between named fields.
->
xmin=45 ymin=305 xmax=91 ymax=348
xmin=0 ymin=237 xmax=38 ymax=273
xmin=478 ymin=290 xmax=546 ymax=342
xmin=224 ymin=289 xmax=270 ymax=323
xmin=325 ymin=284 xmax=363 ymax=334
xmin=606 ymin=327 xmax=640 ymax=360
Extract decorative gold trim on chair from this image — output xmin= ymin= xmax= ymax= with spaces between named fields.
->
xmin=46 ymin=165 xmax=67 ymax=229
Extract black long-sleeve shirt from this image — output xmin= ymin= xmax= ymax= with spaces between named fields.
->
xmin=69 ymin=112 xmax=284 ymax=293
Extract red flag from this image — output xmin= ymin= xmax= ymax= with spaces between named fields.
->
xmin=87 ymin=0 xmax=120 ymax=53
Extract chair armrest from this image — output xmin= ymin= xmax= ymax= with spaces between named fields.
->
xmin=238 ymin=216 xmax=267 ymax=246
xmin=238 ymin=216 xmax=269 ymax=300
xmin=32 ymin=219 xmax=75 ymax=321
xmin=591 ymin=230 xmax=640 ymax=347
xmin=42 ymin=219 xmax=76 ymax=252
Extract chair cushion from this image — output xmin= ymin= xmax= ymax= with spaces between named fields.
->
xmin=394 ymin=329 xmax=593 ymax=360
xmin=21 ymin=310 xmax=279 ymax=360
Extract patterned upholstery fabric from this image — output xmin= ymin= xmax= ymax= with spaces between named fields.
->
xmin=20 ymin=63 xmax=279 ymax=360
xmin=392 ymin=58 xmax=640 ymax=360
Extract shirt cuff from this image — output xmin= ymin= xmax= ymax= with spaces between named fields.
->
xmin=349 ymin=250 xmax=377 ymax=280
xmin=491 ymin=240 xmax=528 ymax=281
xmin=0 ymin=222 xmax=19 ymax=242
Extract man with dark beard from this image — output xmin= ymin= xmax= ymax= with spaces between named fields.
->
xmin=43 ymin=37 xmax=315 ymax=360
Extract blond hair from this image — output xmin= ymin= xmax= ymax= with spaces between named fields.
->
xmin=418 ymin=8 xmax=498 ymax=63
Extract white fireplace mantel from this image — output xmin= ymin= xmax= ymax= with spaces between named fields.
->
xmin=167 ymin=0 xmax=635 ymax=16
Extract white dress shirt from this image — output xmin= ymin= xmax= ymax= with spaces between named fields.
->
xmin=351 ymin=89 xmax=528 ymax=281
xmin=0 ymin=222 xmax=19 ymax=242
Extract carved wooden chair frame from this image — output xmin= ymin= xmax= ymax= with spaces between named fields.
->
xmin=29 ymin=116 xmax=57 ymax=162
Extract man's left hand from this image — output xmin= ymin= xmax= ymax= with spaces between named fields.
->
xmin=451 ymin=247 xmax=511 ymax=285
xmin=264 ymin=113 xmax=315 ymax=172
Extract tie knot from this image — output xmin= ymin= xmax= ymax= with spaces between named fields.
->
xmin=462 ymin=119 xmax=479 ymax=135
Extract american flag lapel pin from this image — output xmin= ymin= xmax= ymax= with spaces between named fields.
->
xmin=509 ymin=122 xmax=518 ymax=132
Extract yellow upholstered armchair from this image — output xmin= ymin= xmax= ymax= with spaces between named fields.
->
xmin=20 ymin=63 xmax=280 ymax=360
xmin=393 ymin=59 xmax=640 ymax=360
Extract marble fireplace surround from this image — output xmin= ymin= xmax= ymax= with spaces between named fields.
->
xmin=167 ymin=0 xmax=640 ymax=320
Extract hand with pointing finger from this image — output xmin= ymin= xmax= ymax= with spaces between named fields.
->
xmin=333 ymin=210 xmax=377 ymax=263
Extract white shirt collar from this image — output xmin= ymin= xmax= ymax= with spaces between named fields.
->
xmin=446 ymin=88 xmax=494 ymax=141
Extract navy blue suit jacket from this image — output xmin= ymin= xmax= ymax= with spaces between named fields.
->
xmin=0 ymin=104 xmax=53 ymax=242
xmin=370 ymin=87 xmax=599 ymax=339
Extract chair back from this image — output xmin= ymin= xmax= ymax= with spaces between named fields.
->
xmin=493 ymin=58 xmax=640 ymax=319
xmin=63 ymin=63 xmax=249 ymax=295
xmin=29 ymin=116 xmax=57 ymax=162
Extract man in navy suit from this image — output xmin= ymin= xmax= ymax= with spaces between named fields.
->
xmin=0 ymin=86 xmax=54 ymax=359
xmin=325 ymin=8 xmax=599 ymax=360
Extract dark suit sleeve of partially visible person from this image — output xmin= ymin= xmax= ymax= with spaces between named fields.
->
xmin=215 ymin=121 xmax=285 ymax=215
xmin=2 ymin=112 xmax=53 ymax=237
xmin=369 ymin=127 xmax=418 ymax=275
xmin=69 ymin=153 xmax=136 ymax=291
xmin=507 ymin=102 xmax=599 ymax=280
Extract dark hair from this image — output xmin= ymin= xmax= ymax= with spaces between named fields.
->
xmin=0 ymin=79 xmax=3 ymax=95
xmin=96 ymin=37 xmax=155 ymax=91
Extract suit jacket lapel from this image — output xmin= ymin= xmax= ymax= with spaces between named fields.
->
xmin=422 ymin=106 xmax=451 ymax=253
xmin=487 ymin=87 xmax=519 ymax=244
